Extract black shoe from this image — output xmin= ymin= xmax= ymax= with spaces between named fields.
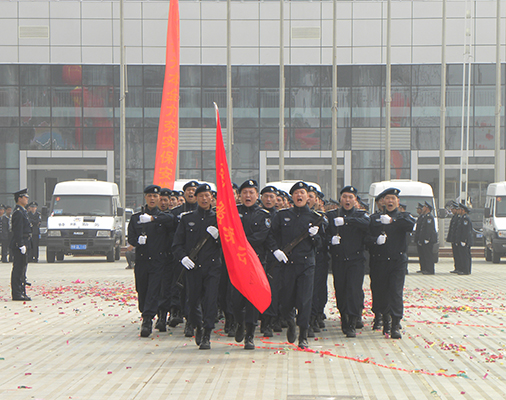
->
xmin=272 ymin=317 xmax=283 ymax=332
xmin=450 ymin=270 xmax=459 ymax=274
xmin=372 ymin=313 xmax=383 ymax=330
xmin=422 ymin=271 xmax=435 ymax=275
xmin=391 ymin=317 xmax=402 ymax=339
xmin=224 ymin=313 xmax=232 ymax=334
xmin=298 ymin=327 xmax=309 ymax=349
xmin=340 ymin=314 xmax=349 ymax=335
xmin=280 ymin=318 xmax=288 ymax=328
xmin=195 ymin=326 xmax=203 ymax=346
xmin=355 ymin=316 xmax=364 ymax=329
xmin=307 ymin=324 xmax=315 ymax=338
xmin=286 ymin=318 xmax=296 ymax=343
xmin=140 ymin=318 xmax=152 ymax=338
xmin=25 ymin=282 xmax=32 ymax=287
xmin=228 ymin=322 xmax=236 ymax=338
xmin=317 ymin=313 xmax=325 ymax=329
xmin=382 ymin=314 xmax=392 ymax=336
xmin=184 ymin=320 xmax=193 ymax=337
xmin=457 ymin=271 xmax=470 ymax=275
xmin=310 ymin=315 xmax=321 ymax=333
xmin=155 ymin=311 xmax=167 ymax=332
xmin=346 ymin=316 xmax=357 ymax=338
xmin=199 ymin=329 xmax=211 ymax=350
xmin=244 ymin=324 xmax=255 ymax=350
xmin=416 ymin=270 xmax=423 ymax=273
xmin=168 ymin=308 xmax=183 ymax=327
xmin=235 ymin=321 xmax=245 ymax=343
xmin=262 ymin=316 xmax=273 ymax=338
xmin=12 ymin=295 xmax=31 ymax=301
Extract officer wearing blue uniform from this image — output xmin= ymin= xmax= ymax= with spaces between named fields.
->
xmin=327 ymin=185 xmax=370 ymax=337
xmin=128 ymin=185 xmax=175 ymax=337
xmin=10 ymin=188 xmax=32 ymax=301
xmin=368 ymin=188 xmax=415 ymax=339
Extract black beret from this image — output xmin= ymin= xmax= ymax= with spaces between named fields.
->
xmin=417 ymin=203 xmax=424 ymax=209
xmin=177 ymin=191 xmax=184 ymax=197
xmin=14 ymin=188 xmax=29 ymax=199
xmin=399 ymin=203 xmax=407 ymax=209
xmin=340 ymin=186 xmax=358 ymax=196
xmin=144 ymin=184 xmax=161 ymax=194
xmin=375 ymin=189 xmax=388 ymax=203
xmin=307 ymin=185 xmax=318 ymax=193
xmin=183 ymin=180 xmax=199 ymax=191
xmin=317 ymin=191 xmax=324 ymax=199
xmin=289 ymin=181 xmax=309 ymax=195
xmin=239 ymin=179 xmax=258 ymax=192
xmin=424 ymin=201 xmax=433 ymax=210
xmin=451 ymin=200 xmax=459 ymax=208
xmin=169 ymin=191 xmax=178 ymax=198
xmin=212 ymin=190 xmax=217 ymax=197
xmin=28 ymin=201 xmax=39 ymax=207
xmin=459 ymin=202 xmax=470 ymax=213
xmin=160 ymin=188 xmax=172 ymax=197
xmin=195 ymin=183 xmax=212 ymax=196
xmin=382 ymin=187 xmax=400 ymax=198
xmin=232 ymin=182 xmax=239 ymax=190
xmin=260 ymin=186 xmax=278 ymax=195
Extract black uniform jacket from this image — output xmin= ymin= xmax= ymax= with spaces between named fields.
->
xmin=446 ymin=214 xmax=460 ymax=243
xmin=172 ymin=206 xmax=221 ymax=268
xmin=128 ymin=206 xmax=174 ymax=264
xmin=455 ymin=214 xmax=474 ymax=246
xmin=10 ymin=205 xmax=32 ymax=250
xmin=368 ymin=208 xmax=416 ymax=261
xmin=238 ymin=203 xmax=271 ymax=261
xmin=414 ymin=212 xmax=437 ymax=245
xmin=171 ymin=202 xmax=198 ymax=223
xmin=28 ymin=211 xmax=41 ymax=235
xmin=326 ymin=207 xmax=370 ymax=263
xmin=270 ymin=205 xmax=322 ymax=265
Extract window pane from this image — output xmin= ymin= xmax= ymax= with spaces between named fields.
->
xmin=260 ymin=66 xmax=279 ymax=88
xmin=52 ymin=87 xmax=82 ymax=127
xmin=181 ymin=65 xmax=201 ymax=87
xmin=392 ymin=65 xmax=411 ymax=86
xmin=82 ymin=65 xmax=113 ymax=86
xmin=0 ymin=87 xmax=19 ymax=126
xmin=412 ymin=127 xmax=439 ymax=150
xmin=52 ymin=65 xmax=82 ymax=86
xmin=144 ymin=65 xmax=165 ymax=87
xmin=412 ymin=64 xmax=440 ymax=86
xmin=232 ymin=66 xmax=259 ymax=87
xmin=289 ymin=66 xmax=320 ymax=87
xmin=233 ymin=128 xmax=259 ymax=168
xmin=0 ymin=128 xmax=19 ymax=168
xmin=288 ymin=127 xmax=320 ymax=150
xmin=353 ymin=65 xmax=384 ymax=86
xmin=202 ymin=66 xmax=226 ymax=87
xmin=20 ymin=65 xmax=50 ymax=85
xmin=0 ymin=65 xmax=18 ymax=86
xmin=411 ymin=86 xmax=440 ymax=127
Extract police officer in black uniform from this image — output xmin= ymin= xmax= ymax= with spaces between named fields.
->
xmin=27 ymin=202 xmax=41 ymax=263
xmin=455 ymin=203 xmax=473 ymax=275
xmin=368 ymin=188 xmax=415 ymax=339
xmin=415 ymin=202 xmax=438 ymax=274
xmin=172 ymin=183 xmax=221 ymax=350
xmin=10 ymin=188 xmax=32 ymax=301
xmin=446 ymin=201 xmax=460 ymax=273
xmin=231 ymin=180 xmax=272 ymax=349
xmin=270 ymin=181 xmax=323 ymax=349
xmin=1 ymin=205 xmax=11 ymax=263
xmin=128 ymin=185 xmax=175 ymax=338
xmin=327 ymin=186 xmax=370 ymax=337
xmin=169 ymin=180 xmax=199 ymax=332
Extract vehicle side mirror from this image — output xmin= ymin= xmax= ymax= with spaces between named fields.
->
xmin=484 ymin=207 xmax=491 ymax=218
xmin=41 ymin=206 xmax=48 ymax=217
xmin=117 ymin=207 xmax=124 ymax=217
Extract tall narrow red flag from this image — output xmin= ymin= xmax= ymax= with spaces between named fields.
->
xmin=214 ymin=104 xmax=271 ymax=313
xmin=153 ymin=0 xmax=179 ymax=188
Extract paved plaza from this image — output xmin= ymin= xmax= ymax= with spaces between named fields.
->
xmin=1 ymin=250 xmax=506 ymax=399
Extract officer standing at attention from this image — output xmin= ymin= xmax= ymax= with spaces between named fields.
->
xmin=10 ymin=189 xmax=32 ymax=301
xmin=368 ymin=188 xmax=415 ymax=339
xmin=231 ymin=180 xmax=272 ymax=350
xmin=172 ymin=183 xmax=221 ymax=350
xmin=415 ymin=202 xmax=437 ymax=275
xmin=27 ymin=202 xmax=41 ymax=263
xmin=327 ymin=186 xmax=370 ymax=338
xmin=270 ymin=181 xmax=323 ymax=349
xmin=0 ymin=205 xmax=4 ymax=261
xmin=455 ymin=203 xmax=473 ymax=275
xmin=1 ymin=205 xmax=11 ymax=263
xmin=128 ymin=185 xmax=175 ymax=338
xmin=447 ymin=201 xmax=460 ymax=273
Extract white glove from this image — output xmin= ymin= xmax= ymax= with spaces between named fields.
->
xmin=138 ymin=235 xmax=147 ymax=245
xmin=139 ymin=213 xmax=152 ymax=223
xmin=331 ymin=235 xmax=341 ymax=245
xmin=334 ymin=217 xmax=344 ymax=226
xmin=273 ymin=249 xmax=288 ymax=263
xmin=207 ymin=226 xmax=219 ymax=239
xmin=461 ymin=242 xmax=466 ymax=247
xmin=181 ymin=256 xmax=195 ymax=270
xmin=19 ymin=245 xmax=26 ymax=255
xmin=308 ymin=226 xmax=319 ymax=237
xmin=380 ymin=215 xmax=392 ymax=224
xmin=376 ymin=234 xmax=387 ymax=245
xmin=424 ymin=240 xmax=429 ymax=244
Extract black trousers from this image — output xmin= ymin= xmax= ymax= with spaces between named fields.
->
xmin=2 ymin=239 xmax=10 ymax=262
xmin=455 ymin=245 xmax=472 ymax=274
xmin=186 ymin=264 xmax=221 ymax=330
xmin=332 ymin=258 xmax=365 ymax=317
xmin=218 ymin=262 xmax=233 ymax=316
xmin=369 ymin=256 xmax=381 ymax=315
xmin=374 ymin=257 xmax=407 ymax=318
xmin=169 ymin=260 xmax=188 ymax=314
xmin=11 ymin=247 xmax=28 ymax=298
xmin=158 ymin=262 xmax=174 ymax=313
xmin=231 ymin=286 xmax=259 ymax=325
xmin=311 ymin=253 xmax=329 ymax=316
xmin=263 ymin=263 xmax=280 ymax=318
xmin=134 ymin=261 xmax=163 ymax=319
xmin=30 ymin=235 xmax=39 ymax=261
xmin=451 ymin=243 xmax=461 ymax=271
xmin=418 ymin=244 xmax=434 ymax=274
xmin=279 ymin=263 xmax=315 ymax=329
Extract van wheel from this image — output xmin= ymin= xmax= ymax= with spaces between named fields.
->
xmin=56 ymin=252 xmax=64 ymax=261
xmin=106 ymin=249 xmax=115 ymax=262
xmin=485 ymin=247 xmax=492 ymax=262
xmin=492 ymin=250 xmax=501 ymax=264
xmin=47 ymin=250 xmax=55 ymax=263
xmin=114 ymin=246 xmax=121 ymax=260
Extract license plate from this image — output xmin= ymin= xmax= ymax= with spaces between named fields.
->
xmin=71 ymin=244 xmax=87 ymax=250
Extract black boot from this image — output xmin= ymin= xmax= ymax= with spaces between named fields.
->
xmin=372 ymin=313 xmax=383 ymax=330
xmin=195 ymin=325 xmax=203 ymax=346
xmin=228 ymin=322 xmax=237 ymax=338
xmin=244 ymin=323 xmax=255 ymax=350
xmin=224 ymin=313 xmax=233 ymax=334
xmin=272 ymin=317 xmax=282 ymax=332
xmin=307 ymin=323 xmax=315 ymax=338
xmin=298 ymin=327 xmax=309 ymax=349
xmin=391 ymin=317 xmax=402 ymax=339
xmin=346 ymin=316 xmax=357 ymax=338
xmin=155 ymin=311 xmax=167 ymax=332
xmin=184 ymin=319 xmax=193 ymax=337
xmin=382 ymin=313 xmax=392 ymax=336
xmin=286 ymin=318 xmax=297 ymax=343
xmin=199 ymin=328 xmax=211 ymax=350
xmin=310 ymin=315 xmax=321 ymax=333
xmin=317 ymin=312 xmax=326 ymax=329
xmin=340 ymin=313 xmax=349 ymax=335
xmin=140 ymin=318 xmax=152 ymax=338
xmin=168 ymin=307 xmax=183 ymax=327
xmin=235 ymin=320 xmax=245 ymax=343
xmin=355 ymin=316 xmax=364 ymax=329
xmin=280 ymin=317 xmax=288 ymax=328
xmin=262 ymin=316 xmax=273 ymax=338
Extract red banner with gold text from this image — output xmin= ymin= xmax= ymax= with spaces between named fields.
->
xmin=153 ymin=0 xmax=179 ymax=188
xmin=214 ymin=104 xmax=271 ymax=313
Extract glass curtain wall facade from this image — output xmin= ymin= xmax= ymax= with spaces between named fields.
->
xmin=0 ymin=63 xmax=503 ymax=207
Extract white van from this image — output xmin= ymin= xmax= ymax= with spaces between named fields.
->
xmin=368 ymin=179 xmax=439 ymax=263
xmin=45 ymin=179 xmax=123 ymax=263
xmin=483 ymin=181 xmax=506 ymax=263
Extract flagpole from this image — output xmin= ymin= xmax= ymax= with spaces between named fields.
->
xmin=385 ymin=0 xmax=391 ymax=181
xmin=279 ymin=0 xmax=285 ymax=181
xmin=119 ymin=0 xmax=126 ymax=246
xmin=331 ymin=0 xmax=337 ymax=199
xmin=226 ymin=0 xmax=233 ymax=176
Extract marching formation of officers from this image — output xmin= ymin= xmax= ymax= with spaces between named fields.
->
xmin=126 ymin=179 xmax=475 ymax=351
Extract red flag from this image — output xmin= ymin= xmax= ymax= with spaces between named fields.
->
xmin=214 ymin=104 xmax=271 ymax=313
xmin=153 ymin=0 xmax=179 ymax=188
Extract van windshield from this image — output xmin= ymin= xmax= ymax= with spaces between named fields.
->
xmin=51 ymin=195 xmax=113 ymax=216
xmin=495 ymin=197 xmax=506 ymax=217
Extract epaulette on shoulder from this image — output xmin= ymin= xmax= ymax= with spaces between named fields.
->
xmin=278 ymin=207 xmax=290 ymax=212
xmin=312 ymin=210 xmax=324 ymax=216
xmin=260 ymin=208 xmax=270 ymax=214
xmin=179 ymin=210 xmax=193 ymax=218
